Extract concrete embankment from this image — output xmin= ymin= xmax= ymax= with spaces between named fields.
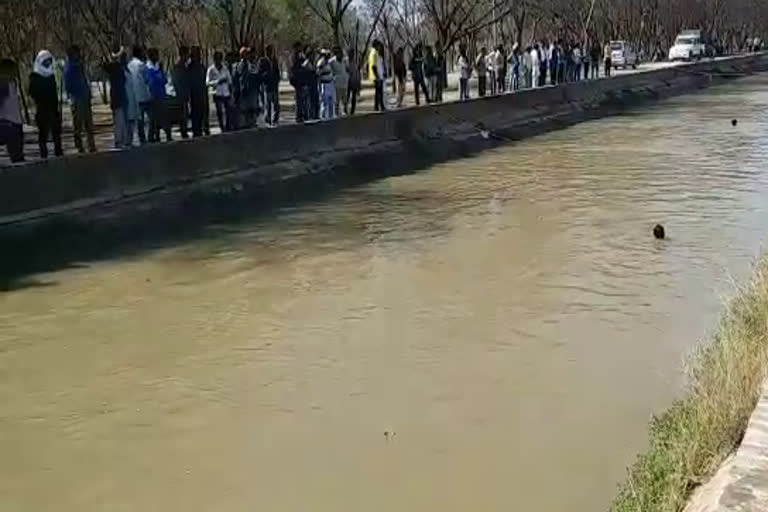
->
xmin=612 ymin=257 xmax=768 ymax=512
xmin=1 ymin=54 xmax=767 ymax=233
xmin=684 ymin=379 xmax=768 ymax=511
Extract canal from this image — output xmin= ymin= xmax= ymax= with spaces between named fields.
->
xmin=2 ymin=74 xmax=768 ymax=511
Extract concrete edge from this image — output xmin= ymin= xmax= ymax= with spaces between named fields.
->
xmin=685 ymin=378 xmax=768 ymax=511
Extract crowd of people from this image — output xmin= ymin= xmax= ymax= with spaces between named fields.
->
xmin=0 ymin=35 xmax=730 ymax=164
xmin=458 ymin=40 xmax=614 ymax=100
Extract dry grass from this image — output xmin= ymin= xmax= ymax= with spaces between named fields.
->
xmin=612 ymin=258 xmax=768 ymax=512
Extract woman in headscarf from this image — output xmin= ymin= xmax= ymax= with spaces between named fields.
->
xmin=29 ymin=50 xmax=63 ymax=158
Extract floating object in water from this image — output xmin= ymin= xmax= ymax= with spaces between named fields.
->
xmin=653 ymin=224 xmax=665 ymax=240
xmin=732 ymin=119 xmax=738 ymax=127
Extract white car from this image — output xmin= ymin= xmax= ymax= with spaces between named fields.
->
xmin=609 ymin=41 xmax=639 ymax=69
xmin=668 ymin=32 xmax=706 ymax=61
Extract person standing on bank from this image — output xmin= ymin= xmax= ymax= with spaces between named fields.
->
xmin=509 ymin=44 xmax=521 ymax=91
xmin=317 ymin=49 xmax=336 ymax=119
xmin=127 ymin=46 xmax=151 ymax=144
xmin=486 ymin=47 xmax=497 ymax=95
xmin=538 ymin=41 xmax=548 ymax=86
xmin=330 ymin=47 xmax=348 ymax=116
xmin=207 ymin=51 xmax=233 ymax=132
xmin=144 ymin=48 xmax=172 ymax=142
xmin=548 ymin=41 xmax=559 ymax=85
xmin=0 ymin=59 xmax=25 ymax=163
xmin=521 ymin=46 xmax=531 ymax=89
xmin=590 ymin=43 xmax=601 ymax=79
xmin=369 ymin=40 xmax=386 ymax=112
xmin=424 ymin=45 xmax=437 ymax=102
xmin=347 ymin=48 xmax=361 ymax=115
xmin=458 ymin=45 xmax=471 ymax=101
xmin=435 ymin=45 xmax=445 ymax=102
xmin=603 ymin=41 xmax=612 ymax=77
xmin=29 ymin=50 xmax=63 ymax=158
xmin=530 ymin=43 xmax=541 ymax=89
xmin=573 ymin=43 xmax=582 ymax=81
xmin=264 ymin=45 xmax=281 ymax=126
xmin=304 ymin=46 xmax=320 ymax=120
xmin=64 ymin=45 xmax=97 ymax=153
xmin=394 ymin=47 xmax=407 ymax=107
xmin=289 ymin=43 xmax=308 ymax=123
xmin=495 ymin=44 xmax=506 ymax=92
xmin=188 ymin=46 xmax=208 ymax=137
xmin=410 ymin=43 xmax=430 ymax=105
xmin=476 ymin=47 xmax=488 ymax=97
xmin=172 ymin=47 xmax=190 ymax=138
xmin=101 ymin=47 xmax=131 ymax=149
xmin=583 ymin=42 xmax=591 ymax=80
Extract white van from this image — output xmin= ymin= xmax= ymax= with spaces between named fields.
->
xmin=668 ymin=31 xmax=706 ymax=61
xmin=609 ymin=41 xmax=639 ymax=69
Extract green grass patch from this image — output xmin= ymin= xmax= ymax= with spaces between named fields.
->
xmin=612 ymin=258 xmax=768 ymax=512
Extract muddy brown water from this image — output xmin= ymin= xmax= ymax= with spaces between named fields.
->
xmin=2 ymin=75 xmax=768 ymax=511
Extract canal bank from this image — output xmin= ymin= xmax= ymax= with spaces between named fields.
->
xmin=613 ymin=257 xmax=768 ymax=511
xmin=1 ymin=54 xmax=767 ymax=235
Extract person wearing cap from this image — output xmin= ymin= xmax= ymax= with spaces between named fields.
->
xmin=101 ymin=47 xmax=131 ymax=149
xmin=0 ymin=59 xmax=25 ymax=163
xmin=317 ymin=49 xmax=335 ymax=119
xmin=30 ymin=49 xmax=64 ymax=157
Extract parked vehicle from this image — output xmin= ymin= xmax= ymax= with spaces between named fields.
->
xmin=668 ymin=30 xmax=706 ymax=61
xmin=609 ymin=40 xmax=639 ymax=69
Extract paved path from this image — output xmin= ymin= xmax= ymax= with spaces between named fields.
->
xmin=0 ymin=60 xmax=686 ymax=166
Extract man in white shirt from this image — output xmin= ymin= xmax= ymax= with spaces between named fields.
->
xmin=127 ymin=46 xmax=152 ymax=144
xmin=207 ymin=51 xmax=233 ymax=132
xmin=486 ymin=50 xmax=497 ymax=95
xmin=530 ymin=44 xmax=541 ymax=89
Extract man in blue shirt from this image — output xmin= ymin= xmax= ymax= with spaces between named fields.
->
xmin=144 ymin=48 xmax=172 ymax=142
xmin=64 ymin=45 xmax=96 ymax=153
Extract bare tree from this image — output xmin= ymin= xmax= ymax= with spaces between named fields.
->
xmin=305 ymin=0 xmax=357 ymax=47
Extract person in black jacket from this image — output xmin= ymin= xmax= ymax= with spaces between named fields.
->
xmin=102 ymin=47 xmax=131 ymax=149
xmin=262 ymin=45 xmax=280 ymax=126
xmin=409 ymin=44 xmax=429 ymax=106
xmin=29 ymin=50 xmax=63 ymax=158
xmin=189 ymin=46 xmax=208 ymax=137
xmin=172 ymin=47 xmax=190 ymax=138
